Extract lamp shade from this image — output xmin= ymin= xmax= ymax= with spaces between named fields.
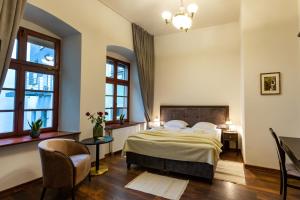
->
xmin=187 ymin=3 xmax=198 ymax=14
xmin=162 ymin=11 xmax=172 ymax=21
xmin=172 ymin=14 xmax=192 ymax=30
xmin=225 ymin=120 xmax=233 ymax=125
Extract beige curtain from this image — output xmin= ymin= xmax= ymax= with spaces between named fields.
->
xmin=132 ymin=23 xmax=155 ymax=122
xmin=0 ymin=0 xmax=26 ymax=90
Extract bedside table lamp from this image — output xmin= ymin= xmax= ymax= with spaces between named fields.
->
xmin=225 ymin=120 xmax=233 ymax=131
xmin=149 ymin=116 xmax=162 ymax=128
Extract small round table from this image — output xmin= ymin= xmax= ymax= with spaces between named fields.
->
xmin=81 ymin=135 xmax=113 ymax=176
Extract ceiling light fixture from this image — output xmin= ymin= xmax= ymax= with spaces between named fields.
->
xmin=161 ymin=0 xmax=198 ymax=32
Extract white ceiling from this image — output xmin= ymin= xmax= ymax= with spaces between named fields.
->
xmin=99 ymin=0 xmax=240 ymax=35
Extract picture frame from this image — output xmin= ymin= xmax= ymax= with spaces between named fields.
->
xmin=260 ymin=72 xmax=281 ymax=95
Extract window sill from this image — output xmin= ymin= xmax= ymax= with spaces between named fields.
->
xmin=105 ymin=122 xmax=145 ymax=131
xmin=0 ymin=131 xmax=80 ymax=148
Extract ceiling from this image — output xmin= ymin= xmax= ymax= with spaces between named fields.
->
xmin=99 ymin=0 xmax=240 ymax=35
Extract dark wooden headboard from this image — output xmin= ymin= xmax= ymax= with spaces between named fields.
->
xmin=160 ymin=105 xmax=229 ymax=127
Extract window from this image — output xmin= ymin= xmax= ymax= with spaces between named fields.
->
xmin=0 ymin=69 xmax=16 ymax=133
xmin=105 ymin=57 xmax=130 ymax=123
xmin=0 ymin=27 xmax=60 ymax=138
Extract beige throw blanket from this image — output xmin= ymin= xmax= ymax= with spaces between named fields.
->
xmin=123 ymin=130 xmax=223 ymax=165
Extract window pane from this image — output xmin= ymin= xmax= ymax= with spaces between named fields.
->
xmin=105 ymin=96 xmax=113 ymax=108
xmin=26 ymin=35 xmax=55 ymax=66
xmin=105 ymin=109 xmax=113 ymax=121
xmin=106 ymin=61 xmax=114 ymax=78
xmin=11 ymin=39 xmax=18 ymax=59
xmin=0 ymin=90 xmax=15 ymax=110
xmin=24 ymin=91 xmax=53 ymax=109
xmin=117 ymin=97 xmax=127 ymax=108
xmin=3 ymin=69 xmax=16 ymax=89
xmin=117 ymin=63 xmax=128 ymax=80
xmin=117 ymin=85 xmax=128 ymax=96
xmin=105 ymin=83 xmax=114 ymax=95
xmin=25 ymin=72 xmax=54 ymax=91
xmin=116 ymin=108 xmax=127 ymax=120
xmin=23 ymin=110 xmax=53 ymax=130
xmin=0 ymin=112 xmax=14 ymax=133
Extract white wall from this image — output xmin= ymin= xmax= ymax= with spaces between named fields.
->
xmin=59 ymin=34 xmax=81 ymax=132
xmin=154 ymin=22 xmax=241 ymax=127
xmin=241 ymin=0 xmax=300 ymax=168
xmin=107 ymin=51 xmax=130 ymax=63
xmin=20 ymin=19 xmax=61 ymax=39
xmin=0 ymin=0 xmax=133 ymax=192
xmin=130 ymin=58 xmax=145 ymax=122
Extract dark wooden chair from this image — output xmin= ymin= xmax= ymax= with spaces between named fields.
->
xmin=269 ymin=128 xmax=300 ymax=200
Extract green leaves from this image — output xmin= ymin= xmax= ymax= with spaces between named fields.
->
xmin=120 ymin=114 xmax=125 ymax=121
xmin=28 ymin=119 xmax=43 ymax=131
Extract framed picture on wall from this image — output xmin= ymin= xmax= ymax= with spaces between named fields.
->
xmin=260 ymin=72 xmax=281 ymax=95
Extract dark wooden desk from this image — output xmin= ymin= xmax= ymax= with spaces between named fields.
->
xmin=279 ymin=136 xmax=300 ymax=170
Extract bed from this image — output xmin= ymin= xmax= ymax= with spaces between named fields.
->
xmin=124 ymin=105 xmax=229 ymax=183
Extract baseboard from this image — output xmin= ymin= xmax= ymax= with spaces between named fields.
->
xmin=244 ymin=164 xmax=280 ymax=174
xmin=0 ymin=177 xmax=42 ymax=196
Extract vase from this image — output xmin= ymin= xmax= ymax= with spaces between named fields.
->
xmin=93 ymin=125 xmax=103 ymax=139
xmin=30 ymin=130 xmax=41 ymax=138
xmin=120 ymin=120 xmax=124 ymax=125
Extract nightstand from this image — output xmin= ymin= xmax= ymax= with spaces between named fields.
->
xmin=221 ymin=130 xmax=239 ymax=153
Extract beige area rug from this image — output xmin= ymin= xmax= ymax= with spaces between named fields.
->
xmin=125 ymin=171 xmax=189 ymax=200
xmin=215 ymin=160 xmax=246 ymax=185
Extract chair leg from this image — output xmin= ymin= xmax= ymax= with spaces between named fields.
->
xmin=89 ymin=171 xmax=91 ymax=182
xmin=280 ymin=171 xmax=283 ymax=194
xmin=40 ymin=187 xmax=47 ymax=200
xmin=281 ymin=176 xmax=287 ymax=200
xmin=72 ymin=187 xmax=76 ymax=200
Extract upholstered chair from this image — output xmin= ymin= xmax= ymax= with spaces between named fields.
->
xmin=38 ymin=139 xmax=91 ymax=200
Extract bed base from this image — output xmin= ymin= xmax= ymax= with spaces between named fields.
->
xmin=126 ymin=152 xmax=215 ymax=183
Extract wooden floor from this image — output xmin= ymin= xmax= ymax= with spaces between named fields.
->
xmin=1 ymin=151 xmax=300 ymax=200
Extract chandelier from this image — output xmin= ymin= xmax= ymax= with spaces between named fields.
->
xmin=161 ymin=0 xmax=198 ymax=32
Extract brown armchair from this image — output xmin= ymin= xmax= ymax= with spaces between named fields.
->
xmin=38 ymin=138 xmax=91 ymax=200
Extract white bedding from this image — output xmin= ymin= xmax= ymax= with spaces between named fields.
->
xmin=124 ymin=127 xmax=222 ymax=165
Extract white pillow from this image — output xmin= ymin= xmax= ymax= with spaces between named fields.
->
xmin=192 ymin=122 xmax=217 ymax=130
xmin=164 ymin=120 xmax=188 ymax=129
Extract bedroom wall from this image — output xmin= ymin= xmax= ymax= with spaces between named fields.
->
xmin=241 ymin=0 xmax=300 ymax=168
xmin=0 ymin=0 xmax=133 ymax=192
xmin=154 ymin=22 xmax=242 ymax=131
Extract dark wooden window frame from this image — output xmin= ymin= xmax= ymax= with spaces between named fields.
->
xmin=0 ymin=27 xmax=60 ymax=139
xmin=105 ymin=56 xmax=130 ymax=124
